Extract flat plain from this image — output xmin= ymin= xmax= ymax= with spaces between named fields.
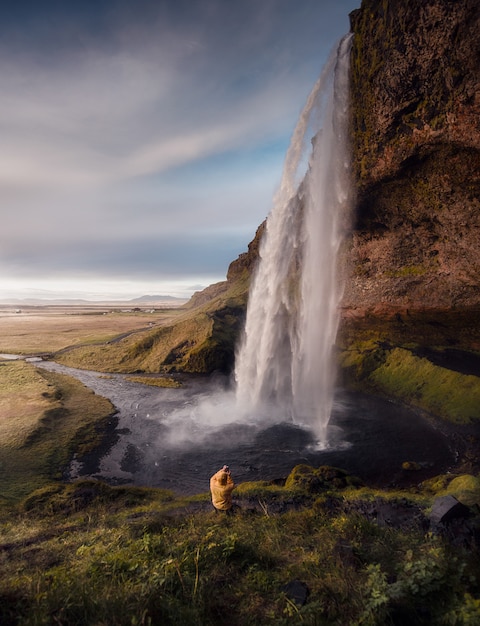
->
xmin=0 ymin=303 xmax=185 ymax=354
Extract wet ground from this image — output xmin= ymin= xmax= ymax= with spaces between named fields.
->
xmin=37 ymin=361 xmax=454 ymax=495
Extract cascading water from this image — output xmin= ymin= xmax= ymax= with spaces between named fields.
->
xmin=235 ymin=34 xmax=353 ymax=443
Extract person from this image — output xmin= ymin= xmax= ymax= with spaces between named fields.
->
xmin=210 ymin=465 xmax=236 ymax=514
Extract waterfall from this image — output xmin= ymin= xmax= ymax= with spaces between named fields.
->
xmin=235 ymin=34 xmax=353 ymax=443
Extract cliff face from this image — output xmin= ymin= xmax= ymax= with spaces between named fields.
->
xmin=343 ymin=0 xmax=480 ymax=311
xmin=336 ymin=0 xmax=480 ymax=442
xmin=195 ymin=0 xmax=480 ymax=323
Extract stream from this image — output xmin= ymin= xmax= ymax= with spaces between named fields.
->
xmin=36 ymin=361 xmax=453 ymax=495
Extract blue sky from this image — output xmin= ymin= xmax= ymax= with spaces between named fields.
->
xmin=0 ymin=0 xmax=359 ymax=301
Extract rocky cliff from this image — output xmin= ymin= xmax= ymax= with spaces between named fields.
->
xmin=338 ymin=0 xmax=480 ymax=443
xmin=344 ymin=0 xmax=480 ymax=312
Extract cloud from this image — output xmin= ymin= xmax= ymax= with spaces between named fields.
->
xmin=0 ymin=0 xmax=359 ymax=297
xmin=1 ymin=230 xmax=247 ymax=284
xmin=0 ymin=29 xmax=313 ymax=188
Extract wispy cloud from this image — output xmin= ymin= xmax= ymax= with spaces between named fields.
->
xmin=0 ymin=0 xmax=358 ymax=298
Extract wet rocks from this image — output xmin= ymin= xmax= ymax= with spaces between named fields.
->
xmin=342 ymin=496 xmax=428 ymax=531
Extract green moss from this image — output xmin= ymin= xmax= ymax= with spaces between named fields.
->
xmin=339 ymin=339 xmax=389 ymax=383
xmin=420 ymin=474 xmax=453 ymax=494
xmin=384 ymin=264 xmax=428 ymax=278
xmin=124 ymin=376 xmax=182 ymax=388
xmin=442 ymin=475 xmax=480 ymax=507
xmin=420 ymin=473 xmax=480 ymax=508
xmin=338 ymin=307 xmax=480 ymax=426
xmin=284 ymin=464 xmax=362 ymax=493
xmin=369 ymin=348 xmax=480 ymax=424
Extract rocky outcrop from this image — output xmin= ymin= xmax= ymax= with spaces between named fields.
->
xmin=226 ymin=221 xmax=265 ymax=282
xmin=343 ymin=0 xmax=480 ymax=312
xmin=187 ymin=221 xmax=264 ymax=310
xmin=350 ymin=0 xmax=480 ymax=190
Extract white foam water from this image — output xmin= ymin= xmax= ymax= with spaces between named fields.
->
xmin=235 ymin=34 xmax=353 ymax=443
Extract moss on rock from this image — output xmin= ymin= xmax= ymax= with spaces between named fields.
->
xmin=285 ymin=464 xmax=363 ymax=494
xmin=421 ymin=473 xmax=480 ymax=507
xmin=340 ymin=342 xmax=480 ymax=425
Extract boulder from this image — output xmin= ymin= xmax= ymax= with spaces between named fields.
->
xmin=430 ymin=495 xmax=470 ymax=525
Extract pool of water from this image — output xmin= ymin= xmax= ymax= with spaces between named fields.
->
xmin=37 ymin=361 xmax=454 ymax=495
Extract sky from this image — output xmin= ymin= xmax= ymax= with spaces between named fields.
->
xmin=1 ymin=0 xmax=359 ymax=301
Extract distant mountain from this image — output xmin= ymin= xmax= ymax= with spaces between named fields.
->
xmin=0 ymin=295 xmax=187 ymax=306
xmin=129 ymin=295 xmax=185 ymax=303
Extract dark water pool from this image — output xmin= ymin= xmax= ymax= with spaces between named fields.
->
xmin=37 ymin=362 xmax=454 ymax=495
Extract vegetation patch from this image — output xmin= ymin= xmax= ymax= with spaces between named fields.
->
xmin=284 ymin=464 xmax=363 ymax=493
xmin=0 ymin=361 xmax=53 ymax=446
xmin=0 ymin=307 xmax=176 ymax=354
xmin=338 ymin=310 xmax=480 ymax=427
xmin=57 ymin=303 xmax=245 ymax=375
xmin=369 ymin=348 xmax=480 ymax=424
xmin=0 ymin=364 xmax=115 ymax=503
xmin=0 ymin=468 xmax=478 ymax=625
xmin=22 ymin=480 xmax=173 ymax=516
xmin=421 ymin=473 xmax=480 ymax=508
xmin=125 ymin=376 xmax=182 ymax=388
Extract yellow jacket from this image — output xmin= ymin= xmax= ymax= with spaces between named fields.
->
xmin=210 ymin=469 xmax=235 ymax=510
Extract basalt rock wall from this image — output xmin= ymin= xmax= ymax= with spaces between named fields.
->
xmin=343 ymin=0 xmax=480 ymax=313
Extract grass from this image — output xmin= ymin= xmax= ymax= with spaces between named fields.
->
xmin=125 ymin=375 xmax=182 ymax=388
xmin=0 ymin=292 xmax=479 ymax=621
xmin=338 ymin=309 xmax=480 ymax=426
xmin=0 ymin=306 xmax=184 ymax=354
xmin=54 ymin=312 xmax=214 ymax=373
xmin=370 ymin=348 xmax=480 ymax=423
xmin=0 ymin=361 xmax=115 ymax=503
xmin=0 ymin=361 xmax=53 ymax=445
xmin=1 ymin=315 xmax=479 ymax=623
xmin=55 ymin=289 xmax=247 ymax=375
xmin=0 ymin=472 xmax=478 ymax=625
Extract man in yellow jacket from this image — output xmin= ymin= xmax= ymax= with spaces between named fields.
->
xmin=210 ymin=465 xmax=236 ymax=514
